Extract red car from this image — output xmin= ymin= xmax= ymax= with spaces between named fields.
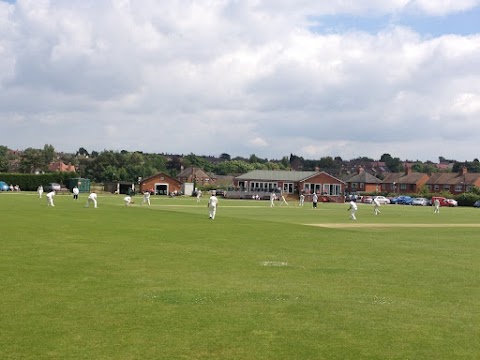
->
xmin=431 ymin=196 xmax=458 ymax=207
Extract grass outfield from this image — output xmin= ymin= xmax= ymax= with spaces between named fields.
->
xmin=1 ymin=192 xmax=480 ymax=359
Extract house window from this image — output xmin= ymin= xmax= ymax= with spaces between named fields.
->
xmin=434 ymin=185 xmax=439 ymax=191
xmin=426 ymin=185 xmax=432 ymax=190
xmin=283 ymin=183 xmax=294 ymax=194
xmin=250 ymin=182 xmax=278 ymax=191
xmin=455 ymin=185 xmax=463 ymax=192
xmin=304 ymin=183 xmax=321 ymax=194
xmin=323 ymin=184 xmax=341 ymax=196
xmin=360 ymin=183 xmax=364 ymax=189
xmin=400 ymin=184 xmax=407 ymax=190
xmin=443 ymin=185 xmax=450 ymax=191
xmin=352 ymin=183 xmax=358 ymax=189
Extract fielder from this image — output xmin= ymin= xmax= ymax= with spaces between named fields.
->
xmin=124 ymin=196 xmax=133 ymax=206
xmin=347 ymin=200 xmax=358 ymax=220
xmin=142 ymin=191 xmax=151 ymax=205
xmin=433 ymin=199 xmax=440 ymax=214
xmin=299 ymin=194 xmax=305 ymax=206
xmin=373 ymin=197 xmax=381 ymax=215
xmin=38 ymin=185 xmax=44 ymax=199
xmin=270 ymin=192 xmax=276 ymax=207
xmin=208 ymin=192 xmax=219 ymax=220
xmin=196 ymin=189 xmax=202 ymax=203
xmin=46 ymin=190 xmax=55 ymax=206
xmin=85 ymin=191 xmax=98 ymax=208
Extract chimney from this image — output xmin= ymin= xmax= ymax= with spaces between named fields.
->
xmin=357 ymin=166 xmax=364 ymax=174
xmin=314 ymin=166 xmax=320 ymax=172
xmin=405 ymin=166 xmax=412 ymax=175
xmin=460 ymin=167 xmax=468 ymax=176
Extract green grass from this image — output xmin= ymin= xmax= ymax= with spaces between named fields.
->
xmin=1 ymin=192 xmax=480 ymax=359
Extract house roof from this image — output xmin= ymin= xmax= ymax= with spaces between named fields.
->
xmin=426 ymin=172 xmax=480 ymax=185
xmin=382 ymin=172 xmax=428 ymax=184
xmin=177 ymin=166 xmax=210 ymax=179
xmin=235 ymin=170 xmax=345 ymax=183
xmin=141 ymin=172 xmax=181 ymax=184
xmin=344 ymin=171 xmax=382 ymax=184
xmin=235 ymin=170 xmax=317 ymax=181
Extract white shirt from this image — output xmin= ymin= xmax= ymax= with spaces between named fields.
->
xmin=46 ymin=191 xmax=55 ymax=199
xmin=208 ymin=195 xmax=218 ymax=208
xmin=88 ymin=193 xmax=97 ymax=200
xmin=73 ymin=187 xmax=79 ymax=195
xmin=349 ymin=201 xmax=358 ymax=210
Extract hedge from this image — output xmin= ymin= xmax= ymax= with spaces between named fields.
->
xmin=0 ymin=172 xmax=76 ymax=191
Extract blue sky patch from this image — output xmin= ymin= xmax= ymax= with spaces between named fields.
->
xmin=310 ymin=6 xmax=480 ymax=36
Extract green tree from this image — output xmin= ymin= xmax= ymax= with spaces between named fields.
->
xmin=0 ymin=145 xmax=9 ymax=172
xmin=184 ymin=153 xmax=213 ymax=172
xmin=219 ymin=153 xmax=231 ymax=161
xmin=19 ymin=148 xmax=43 ymax=173
xmin=42 ymin=144 xmax=56 ymax=167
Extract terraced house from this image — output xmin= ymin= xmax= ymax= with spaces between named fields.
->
xmin=425 ymin=167 xmax=480 ymax=195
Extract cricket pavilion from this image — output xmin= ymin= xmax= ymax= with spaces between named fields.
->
xmin=231 ymin=170 xmax=346 ymax=203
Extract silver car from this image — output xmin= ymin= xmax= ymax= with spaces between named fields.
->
xmin=372 ymin=196 xmax=391 ymax=205
xmin=411 ymin=197 xmax=428 ymax=206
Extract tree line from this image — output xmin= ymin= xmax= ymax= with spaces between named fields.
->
xmin=2 ymin=144 xmax=479 ymax=183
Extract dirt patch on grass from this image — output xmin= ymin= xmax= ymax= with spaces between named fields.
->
xmin=306 ymin=223 xmax=480 ymax=228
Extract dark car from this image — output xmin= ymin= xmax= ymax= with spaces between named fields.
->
xmin=473 ymin=200 xmax=480 ymax=208
xmin=391 ymin=195 xmax=413 ymax=205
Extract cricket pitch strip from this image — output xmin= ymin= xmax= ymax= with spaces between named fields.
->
xmin=306 ymin=223 xmax=480 ymax=228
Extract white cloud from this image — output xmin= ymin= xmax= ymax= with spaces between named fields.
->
xmin=0 ymin=0 xmax=479 ymax=162
xmin=248 ymin=137 xmax=269 ymax=147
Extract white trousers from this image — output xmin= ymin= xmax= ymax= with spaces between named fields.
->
xmin=86 ymin=198 xmax=97 ymax=208
xmin=209 ymin=206 xmax=217 ymax=219
xmin=350 ymin=209 xmax=357 ymax=220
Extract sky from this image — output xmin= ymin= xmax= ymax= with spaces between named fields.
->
xmin=0 ymin=0 xmax=479 ymax=162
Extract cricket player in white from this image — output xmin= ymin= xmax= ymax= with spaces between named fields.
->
xmin=124 ymin=196 xmax=133 ymax=206
xmin=38 ymin=185 xmax=44 ymax=199
xmin=299 ymin=194 xmax=305 ymax=206
xmin=46 ymin=190 xmax=55 ymax=206
xmin=142 ymin=191 xmax=151 ymax=205
xmin=433 ymin=199 xmax=440 ymax=214
xmin=347 ymin=200 xmax=358 ymax=220
xmin=196 ymin=189 xmax=202 ymax=203
xmin=86 ymin=191 xmax=98 ymax=208
xmin=208 ymin=193 xmax=219 ymax=219
xmin=373 ymin=198 xmax=381 ymax=215
xmin=280 ymin=195 xmax=289 ymax=206
xmin=270 ymin=192 xmax=276 ymax=207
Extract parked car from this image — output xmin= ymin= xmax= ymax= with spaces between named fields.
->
xmin=362 ymin=196 xmax=373 ymax=204
xmin=44 ymin=183 xmax=62 ymax=192
xmin=0 ymin=181 xmax=9 ymax=191
xmin=473 ymin=200 xmax=480 ymax=208
xmin=446 ymin=199 xmax=458 ymax=207
xmin=213 ymin=189 xmax=226 ymax=197
xmin=391 ymin=195 xmax=413 ymax=205
xmin=411 ymin=197 xmax=429 ymax=206
xmin=372 ymin=196 xmax=391 ymax=205
xmin=431 ymin=196 xmax=457 ymax=207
